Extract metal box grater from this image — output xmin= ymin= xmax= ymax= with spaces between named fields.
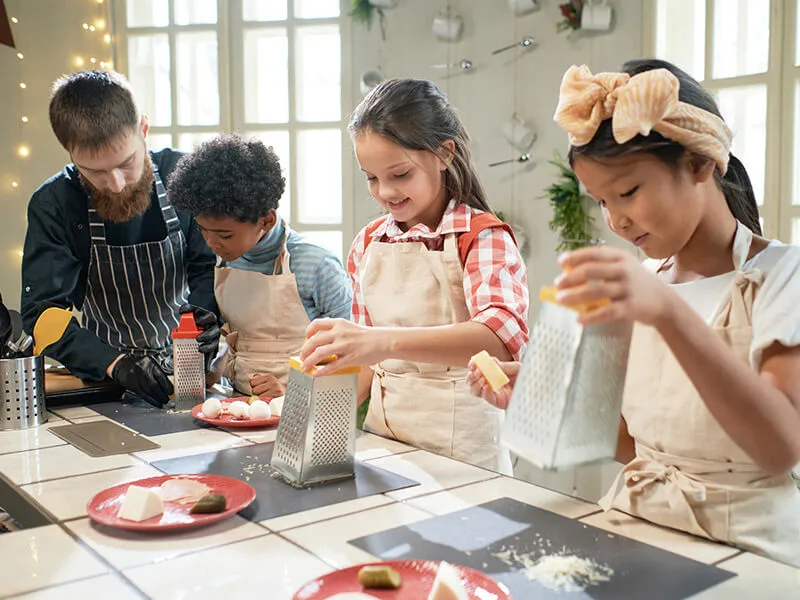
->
xmin=171 ymin=313 xmax=205 ymax=411
xmin=271 ymin=357 xmax=359 ymax=486
xmin=502 ymin=302 xmax=632 ymax=470
xmin=1 ymin=356 xmax=47 ymax=431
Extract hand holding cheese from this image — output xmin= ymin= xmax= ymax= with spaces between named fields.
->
xmin=118 ymin=485 xmax=164 ymax=522
xmin=467 ymin=356 xmax=520 ymax=410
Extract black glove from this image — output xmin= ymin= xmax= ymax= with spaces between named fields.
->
xmin=179 ymin=304 xmax=220 ymax=368
xmin=111 ymin=355 xmax=173 ymax=408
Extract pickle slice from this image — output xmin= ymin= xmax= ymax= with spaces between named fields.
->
xmin=189 ymin=493 xmax=227 ymax=514
xmin=357 ymin=565 xmax=402 ymax=589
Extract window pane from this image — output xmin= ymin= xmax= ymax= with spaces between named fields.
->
xmin=247 ymin=131 xmax=292 ymax=224
xmin=243 ymin=0 xmax=287 ymax=21
xmin=296 ymin=129 xmax=342 ymax=224
xmin=147 ymin=133 xmax=172 ymax=150
xmin=295 ymin=0 xmax=340 ymax=19
xmin=128 ymin=35 xmax=171 ymax=126
xmin=174 ymin=0 xmax=217 ymax=25
xmin=176 ymin=132 xmax=217 ymax=152
xmin=712 ymin=0 xmax=769 ymax=78
xmin=797 ymin=0 xmax=800 ymax=66
xmin=295 ymin=25 xmax=341 ymax=122
xmin=176 ymin=31 xmax=219 ymax=126
xmin=717 ymin=85 xmax=767 ymax=205
xmin=244 ymin=29 xmax=289 ymax=124
xmin=126 ymin=0 xmax=168 ymax=28
xmin=793 ymin=219 xmax=800 ymax=244
xmin=296 ymin=230 xmax=343 ymax=262
xmin=794 ymin=80 xmax=800 ymax=205
xmin=656 ymin=0 xmax=705 ymax=80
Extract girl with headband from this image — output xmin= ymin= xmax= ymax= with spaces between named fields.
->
xmin=468 ymin=59 xmax=800 ymax=565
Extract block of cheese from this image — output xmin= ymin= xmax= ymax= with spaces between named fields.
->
xmin=470 ymin=350 xmax=510 ymax=392
xmin=427 ymin=562 xmax=469 ymax=600
xmin=539 ymin=285 xmax=610 ymax=315
xmin=118 ymin=485 xmax=164 ymax=522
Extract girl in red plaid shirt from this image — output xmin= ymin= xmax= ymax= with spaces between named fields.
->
xmin=300 ymin=79 xmax=529 ymax=472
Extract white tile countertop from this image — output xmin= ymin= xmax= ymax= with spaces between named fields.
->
xmin=0 ymin=405 xmax=796 ymax=599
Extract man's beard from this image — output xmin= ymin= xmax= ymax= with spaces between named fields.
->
xmin=82 ymin=156 xmax=154 ymax=223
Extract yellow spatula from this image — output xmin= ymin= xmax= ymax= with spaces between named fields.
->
xmin=33 ymin=307 xmax=75 ymax=355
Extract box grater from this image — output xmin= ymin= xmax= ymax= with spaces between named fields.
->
xmin=1 ymin=355 xmax=47 ymax=431
xmin=171 ymin=313 xmax=205 ymax=411
xmin=271 ymin=357 xmax=359 ymax=486
xmin=502 ymin=301 xmax=632 ymax=470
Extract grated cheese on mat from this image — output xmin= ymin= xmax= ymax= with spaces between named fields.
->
xmin=492 ymin=547 xmax=613 ymax=593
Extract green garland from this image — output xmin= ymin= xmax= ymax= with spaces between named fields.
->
xmin=543 ymin=152 xmax=596 ymax=251
xmin=350 ymin=0 xmax=375 ymax=27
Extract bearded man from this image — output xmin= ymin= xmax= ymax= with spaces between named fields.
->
xmin=21 ymin=70 xmax=219 ymax=408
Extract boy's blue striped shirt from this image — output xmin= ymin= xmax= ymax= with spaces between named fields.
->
xmin=220 ymin=220 xmax=351 ymax=321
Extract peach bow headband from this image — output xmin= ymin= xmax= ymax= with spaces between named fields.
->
xmin=553 ymin=65 xmax=733 ymax=174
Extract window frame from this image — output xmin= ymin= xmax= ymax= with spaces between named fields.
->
xmin=111 ymin=0 xmax=354 ymax=260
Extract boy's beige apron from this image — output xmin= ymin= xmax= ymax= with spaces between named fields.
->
xmin=214 ymin=237 xmax=309 ymax=395
xmin=361 ymin=232 xmax=511 ymax=474
xmin=601 ymin=222 xmax=800 ymax=566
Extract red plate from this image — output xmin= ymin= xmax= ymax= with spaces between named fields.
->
xmin=292 ymin=560 xmax=512 ymax=600
xmin=87 ymin=474 xmax=256 ymax=532
xmin=191 ymin=397 xmax=280 ymax=428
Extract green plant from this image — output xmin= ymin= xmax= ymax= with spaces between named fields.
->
xmin=557 ymin=0 xmax=582 ymax=33
xmin=543 ymin=152 xmax=596 ymax=251
xmin=350 ymin=0 xmax=375 ymax=28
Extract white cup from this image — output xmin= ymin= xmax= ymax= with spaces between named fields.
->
xmin=369 ymin=0 xmax=396 ymax=8
xmin=432 ymin=9 xmax=464 ymax=42
xmin=359 ymin=70 xmax=384 ymax=96
xmin=581 ymin=0 xmax=613 ymax=31
xmin=506 ymin=0 xmax=539 ymax=16
xmin=501 ymin=114 xmax=536 ymax=152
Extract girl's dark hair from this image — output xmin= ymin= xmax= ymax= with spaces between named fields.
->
xmin=567 ymin=58 xmax=761 ymax=235
xmin=349 ymin=78 xmax=492 ymax=213
xmin=168 ymin=134 xmax=285 ymax=223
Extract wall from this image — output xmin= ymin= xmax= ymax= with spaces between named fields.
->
xmin=0 ymin=0 xmax=112 ymax=310
xmin=348 ymin=0 xmax=643 ymax=298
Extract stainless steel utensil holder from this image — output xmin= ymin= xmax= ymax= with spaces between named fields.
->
xmin=1 ymin=355 xmax=47 ymax=431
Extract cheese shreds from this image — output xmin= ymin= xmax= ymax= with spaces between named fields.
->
xmin=157 ymin=478 xmax=211 ymax=504
xmin=492 ymin=547 xmax=613 ymax=593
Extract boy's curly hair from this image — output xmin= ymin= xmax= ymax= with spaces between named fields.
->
xmin=168 ymin=134 xmax=285 ymax=223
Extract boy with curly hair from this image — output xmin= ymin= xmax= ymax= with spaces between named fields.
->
xmin=168 ymin=134 xmax=351 ymax=398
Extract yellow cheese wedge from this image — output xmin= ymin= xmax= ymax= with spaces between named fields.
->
xmin=470 ymin=350 xmax=510 ymax=392
xmin=539 ymin=286 xmax=610 ymax=315
xmin=427 ymin=562 xmax=469 ymax=600
xmin=118 ymin=485 xmax=164 ymax=522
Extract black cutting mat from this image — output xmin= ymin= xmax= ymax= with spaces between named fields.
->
xmin=349 ymin=497 xmax=736 ymax=599
xmin=151 ymin=442 xmax=420 ymax=523
xmin=91 ymin=396 xmax=215 ymax=436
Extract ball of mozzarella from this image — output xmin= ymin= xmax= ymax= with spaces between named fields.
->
xmin=248 ymin=400 xmax=272 ymax=420
xmin=201 ymin=398 xmax=222 ymax=419
xmin=229 ymin=400 xmax=250 ymax=419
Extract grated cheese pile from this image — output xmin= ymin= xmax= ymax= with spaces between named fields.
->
xmin=493 ymin=548 xmax=613 ymax=593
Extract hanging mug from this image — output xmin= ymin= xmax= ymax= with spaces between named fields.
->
xmin=370 ymin=0 xmax=397 ymax=8
xmin=432 ymin=8 xmax=464 ymax=42
xmin=360 ymin=70 xmax=385 ymax=96
xmin=581 ymin=0 xmax=613 ymax=31
xmin=501 ymin=114 xmax=536 ymax=152
xmin=506 ymin=0 xmax=539 ymax=16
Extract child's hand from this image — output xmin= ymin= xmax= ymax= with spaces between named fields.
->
xmin=557 ymin=245 xmax=675 ymax=327
xmin=249 ymin=373 xmax=284 ymax=398
xmin=300 ymin=319 xmax=387 ymax=376
xmin=466 ymin=358 xmax=520 ymax=409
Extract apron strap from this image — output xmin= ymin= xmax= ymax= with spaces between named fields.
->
xmin=153 ymin=164 xmax=182 ymax=235
xmin=273 ymin=229 xmax=293 ymax=276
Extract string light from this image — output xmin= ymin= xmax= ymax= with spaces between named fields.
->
xmin=19 ymin=82 xmax=26 ymax=89
xmin=21 ymin=117 xmax=28 ymax=123
xmin=90 ymin=57 xmax=96 ymax=63
xmin=11 ymin=17 xmax=18 ymax=24
xmin=17 ymin=146 xmax=30 ymax=158
xmin=104 ymin=34 xmax=111 ymax=43
xmin=82 ymin=22 xmax=89 ymax=30
xmin=95 ymin=19 xmax=105 ymax=30
xmin=89 ymin=25 xmax=96 ymax=31
xmin=75 ymin=56 xmax=85 ymax=67
xmin=16 ymin=52 xmax=23 ymax=60
xmin=11 ymin=182 xmax=19 ymax=188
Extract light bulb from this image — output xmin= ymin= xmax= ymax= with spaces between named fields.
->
xmin=17 ymin=250 xmax=24 ymax=258
xmin=89 ymin=25 xmax=96 ymax=31
xmin=75 ymin=57 xmax=85 ymax=67
xmin=16 ymin=52 xmax=23 ymax=60
xmin=95 ymin=19 xmax=105 ymax=30
xmin=19 ymin=82 xmax=26 ymax=89
xmin=104 ymin=34 xmax=111 ymax=43
xmin=11 ymin=17 xmax=18 ymax=24
xmin=21 ymin=116 xmax=29 ymax=123
xmin=82 ymin=22 xmax=89 ymax=30
xmin=18 ymin=145 xmax=30 ymax=158
xmin=11 ymin=182 xmax=19 ymax=188
xmin=90 ymin=57 xmax=97 ymax=64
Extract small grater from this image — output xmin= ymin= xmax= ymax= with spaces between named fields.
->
xmin=502 ymin=301 xmax=632 ymax=470
xmin=171 ymin=313 xmax=206 ymax=411
xmin=271 ymin=357 xmax=359 ymax=486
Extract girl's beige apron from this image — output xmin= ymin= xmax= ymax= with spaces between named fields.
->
xmin=214 ymin=236 xmax=309 ymax=395
xmin=361 ymin=232 xmax=511 ymax=473
xmin=601 ymin=222 xmax=800 ymax=566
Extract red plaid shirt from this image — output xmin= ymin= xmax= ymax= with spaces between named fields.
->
xmin=348 ymin=201 xmax=529 ymax=360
